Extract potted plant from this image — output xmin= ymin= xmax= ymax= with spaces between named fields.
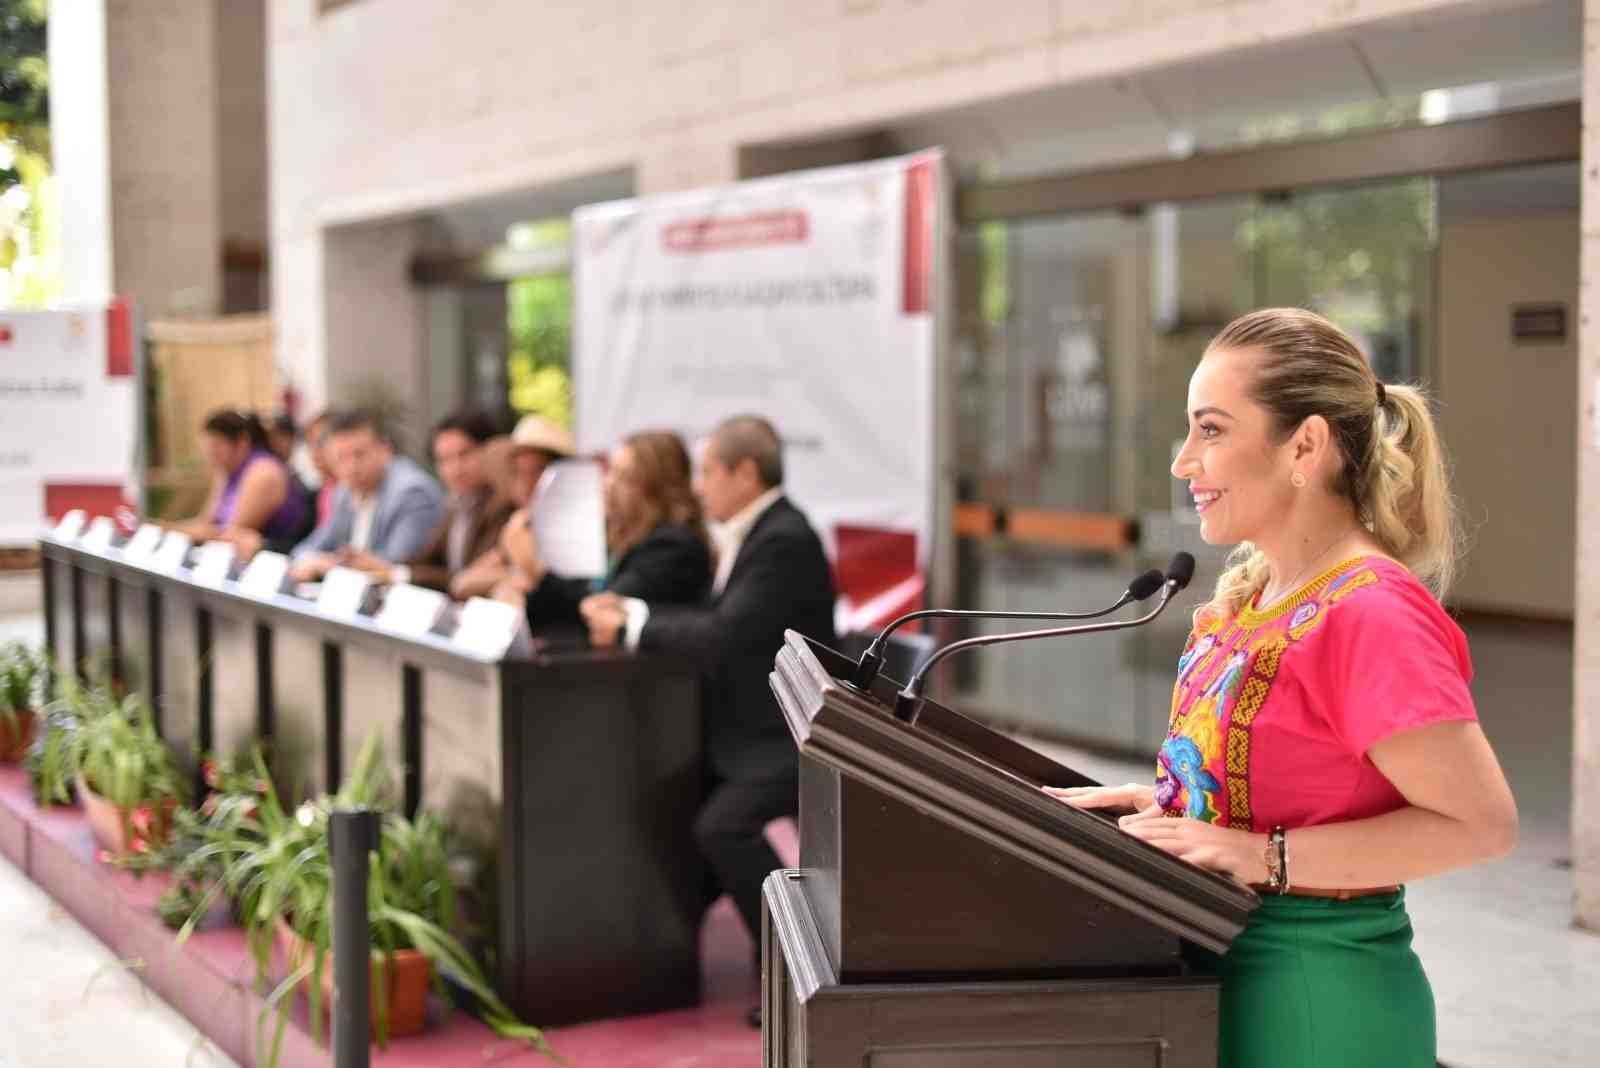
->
xmin=70 ymin=685 xmax=185 ymax=857
xmin=0 ymin=643 xmax=47 ymax=762
xmin=165 ymin=734 xmax=553 ymax=1064
xmin=25 ymin=672 xmax=93 ymax=807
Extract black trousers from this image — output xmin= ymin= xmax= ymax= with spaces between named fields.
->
xmin=695 ymin=763 xmax=799 ymax=943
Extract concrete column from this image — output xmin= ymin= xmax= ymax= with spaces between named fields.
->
xmin=105 ymin=0 xmax=223 ymax=318
xmin=1575 ymin=0 xmax=1600 ymax=932
xmin=49 ymin=0 xmax=114 ymax=305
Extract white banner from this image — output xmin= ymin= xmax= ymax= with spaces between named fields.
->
xmin=0 ymin=301 xmax=139 ymax=545
xmin=574 ymin=152 xmax=941 ymax=630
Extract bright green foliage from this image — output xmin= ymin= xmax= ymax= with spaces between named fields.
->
xmin=505 ymin=220 xmax=573 ymax=429
xmin=0 ymin=0 xmax=56 ymax=307
xmin=0 ymin=641 xmax=47 ymax=733
xmin=157 ymin=731 xmax=554 ymax=1064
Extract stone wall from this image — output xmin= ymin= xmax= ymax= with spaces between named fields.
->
xmin=267 ymin=0 xmax=1507 ymax=407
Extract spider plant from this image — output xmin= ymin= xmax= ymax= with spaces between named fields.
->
xmin=166 ymin=732 xmax=553 ymax=1064
xmin=73 ymin=687 xmax=185 ymax=811
xmin=24 ymin=672 xmax=96 ymax=805
xmin=0 ymin=641 xmax=48 ymax=740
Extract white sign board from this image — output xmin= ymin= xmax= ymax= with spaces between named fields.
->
xmin=151 ymin=531 xmax=192 ymax=574
xmin=237 ymin=551 xmax=291 ymax=599
xmin=0 ymin=303 xmax=139 ymax=545
xmin=573 ymin=153 xmax=941 ymax=630
xmin=453 ymin=597 xmax=522 ymax=660
xmin=191 ymin=541 xmax=237 ymax=587
xmin=375 ymin=583 xmax=449 ymax=638
xmin=532 ymin=459 xmax=606 ymax=579
xmin=52 ymin=509 xmax=87 ymax=544
xmin=80 ymin=516 xmax=117 ymax=552
xmin=317 ymin=566 xmax=372 ymax=619
xmin=122 ymin=523 xmax=164 ymax=563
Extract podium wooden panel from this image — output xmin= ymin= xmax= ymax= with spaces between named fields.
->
xmin=765 ymin=632 xmax=1257 ymax=1067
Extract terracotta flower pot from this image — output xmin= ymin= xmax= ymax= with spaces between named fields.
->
xmin=75 ymin=773 xmax=178 ymax=857
xmin=275 ymin=918 xmax=431 ymax=1039
xmin=0 ymin=709 xmax=35 ymax=762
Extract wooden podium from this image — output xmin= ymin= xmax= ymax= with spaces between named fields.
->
xmin=763 ymin=632 xmax=1258 ymax=1067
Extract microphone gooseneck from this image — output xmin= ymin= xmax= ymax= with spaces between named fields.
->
xmin=891 ymin=553 xmax=1200 ymax=725
xmin=852 ymin=567 xmax=1166 ymax=689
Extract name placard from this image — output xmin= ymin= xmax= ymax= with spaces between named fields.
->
xmin=453 ymin=597 xmax=522 ymax=660
xmin=151 ymin=531 xmax=192 ymax=574
xmin=53 ymin=509 xmax=87 ymax=544
xmin=237 ymin=551 xmax=291 ymax=599
xmin=80 ymin=516 xmax=118 ymax=552
xmin=190 ymin=541 xmax=238 ymax=587
xmin=375 ymin=582 xmax=449 ymax=638
xmin=317 ymin=566 xmax=373 ymax=619
xmin=122 ymin=524 xmax=165 ymax=563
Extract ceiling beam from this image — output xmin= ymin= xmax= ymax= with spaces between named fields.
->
xmin=959 ymin=102 xmax=1579 ymax=224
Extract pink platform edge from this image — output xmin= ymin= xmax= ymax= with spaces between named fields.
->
xmin=0 ymin=765 xmax=795 ymax=1067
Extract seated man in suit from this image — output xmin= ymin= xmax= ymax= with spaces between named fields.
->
xmin=289 ymin=409 xmax=446 ymax=582
xmin=580 ymin=415 xmax=835 ymax=1012
xmin=341 ymin=410 xmax=515 ymax=592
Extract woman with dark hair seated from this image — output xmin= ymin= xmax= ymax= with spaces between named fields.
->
xmin=498 ymin=430 xmax=711 ymax=630
xmin=168 ymin=409 xmax=313 ymax=556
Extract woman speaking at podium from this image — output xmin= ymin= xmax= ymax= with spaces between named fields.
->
xmin=1049 ymin=308 xmax=1517 ymax=1068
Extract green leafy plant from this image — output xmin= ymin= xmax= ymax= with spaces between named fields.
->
xmin=73 ymin=690 xmax=185 ymax=812
xmin=163 ymin=733 xmax=553 ymax=1063
xmin=0 ymin=642 xmax=48 ymax=760
xmin=0 ymin=641 xmax=47 ymax=733
xmin=24 ymin=672 xmax=92 ymax=805
xmin=23 ymin=674 xmax=184 ymax=826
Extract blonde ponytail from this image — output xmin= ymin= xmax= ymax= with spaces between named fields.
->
xmin=1193 ymin=308 xmax=1461 ymax=625
xmin=1361 ymin=383 xmax=1460 ymax=598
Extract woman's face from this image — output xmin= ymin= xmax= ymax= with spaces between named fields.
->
xmin=510 ymin=449 xmax=550 ymax=506
xmin=201 ymin=432 xmax=249 ymax=474
xmin=604 ymin=444 xmax=643 ymax=526
xmin=1170 ymin=346 xmax=1298 ymax=546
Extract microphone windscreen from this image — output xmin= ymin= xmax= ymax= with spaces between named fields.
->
xmin=1127 ymin=568 xmax=1166 ymax=601
xmin=1166 ymin=552 xmax=1197 ymax=590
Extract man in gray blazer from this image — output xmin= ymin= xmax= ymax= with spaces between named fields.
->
xmin=289 ymin=409 xmax=446 ymax=581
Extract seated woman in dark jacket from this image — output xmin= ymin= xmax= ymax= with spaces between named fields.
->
xmin=498 ymin=430 xmax=711 ymax=630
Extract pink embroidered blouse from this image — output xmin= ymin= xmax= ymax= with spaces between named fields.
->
xmin=1155 ymin=555 xmax=1478 ymax=832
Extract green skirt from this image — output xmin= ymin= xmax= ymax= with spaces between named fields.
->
xmin=1184 ymin=889 xmax=1435 ymax=1068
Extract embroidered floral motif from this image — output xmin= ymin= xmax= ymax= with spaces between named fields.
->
xmin=1159 ymin=557 xmax=1375 ymax=829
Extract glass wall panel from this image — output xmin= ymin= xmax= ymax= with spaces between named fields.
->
xmin=952 ymin=179 xmax=1439 ymax=754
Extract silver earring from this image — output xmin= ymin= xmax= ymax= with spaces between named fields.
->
xmin=1291 ymin=471 xmax=1307 ymax=488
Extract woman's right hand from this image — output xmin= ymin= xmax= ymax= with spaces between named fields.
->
xmin=1042 ymin=782 xmax=1155 ymax=816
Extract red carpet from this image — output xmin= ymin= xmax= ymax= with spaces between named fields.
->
xmin=0 ymin=766 xmax=786 ymax=1067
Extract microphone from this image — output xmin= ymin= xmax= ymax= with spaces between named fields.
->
xmin=851 ymin=568 xmax=1167 ymax=690
xmin=891 ymin=552 xmax=1198 ymax=725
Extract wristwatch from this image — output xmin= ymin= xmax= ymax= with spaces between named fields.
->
xmin=1263 ymin=826 xmax=1288 ymax=893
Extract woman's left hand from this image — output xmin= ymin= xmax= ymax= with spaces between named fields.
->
xmin=1118 ymin=809 xmax=1268 ymax=887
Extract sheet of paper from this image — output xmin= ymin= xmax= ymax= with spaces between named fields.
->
xmin=238 ymin=551 xmax=290 ymax=599
xmin=317 ymin=565 xmax=372 ymax=618
xmin=375 ymin=582 xmax=449 ymax=638
xmin=122 ymin=524 xmax=164 ymax=563
xmin=191 ymin=541 xmax=237 ymax=587
xmin=151 ymin=531 xmax=192 ymax=574
xmin=532 ymin=458 xmax=607 ymax=579
xmin=453 ymin=596 xmax=522 ymax=660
